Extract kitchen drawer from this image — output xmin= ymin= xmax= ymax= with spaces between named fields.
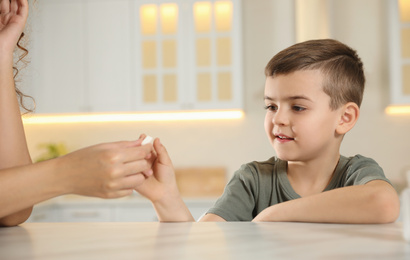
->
xmin=26 ymin=197 xmax=217 ymax=222
xmin=114 ymin=206 xmax=157 ymax=222
xmin=59 ymin=206 xmax=113 ymax=222
xmin=27 ymin=206 xmax=58 ymax=223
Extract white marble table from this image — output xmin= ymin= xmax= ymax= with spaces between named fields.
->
xmin=1 ymin=222 xmax=409 ymax=259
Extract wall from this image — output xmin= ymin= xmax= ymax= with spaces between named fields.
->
xmin=23 ymin=0 xmax=410 ymax=191
xmin=329 ymin=0 xmax=410 ymax=190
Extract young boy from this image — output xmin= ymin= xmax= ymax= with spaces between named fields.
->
xmin=136 ymin=39 xmax=400 ymax=223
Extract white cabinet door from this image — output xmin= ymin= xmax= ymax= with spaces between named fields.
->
xmin=134 ymin=0 xmax=243 ymax=112
xmin=388 ymin=0 xmax=410 ymax=105
xmin=29 ymin=0 xmax=242 ymax=114
xmin=59 ymin=206 xmax=114 ymax=222
xmin=85 ymin=0 xmax=132 ymax=112
xmin=30 ymin=0 xmax=87 ymax=113
xmin=114 ymin=205 xmax=158 ymax=222
xmin=30 ymin=0 xmax=132 ymax=113
xmin=26 ymin=205 xmax=59 ymax=223
xmin=25 ymin=198 xmax=216 ymax=222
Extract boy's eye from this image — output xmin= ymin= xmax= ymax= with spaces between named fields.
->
xmin=264 ymin=105 xmax=277 ymax=111
xmin=292 ymin=106 xmax=306 ymax=112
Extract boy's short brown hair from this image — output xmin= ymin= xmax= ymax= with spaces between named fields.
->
xmin=265 ymin=39 xmax=365 ymax=109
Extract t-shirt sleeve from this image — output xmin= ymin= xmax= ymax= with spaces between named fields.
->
xmin=206 ymin=164 xmax=258 ymax=221
xmin=344 ymin=155 xmax=391 ymax=186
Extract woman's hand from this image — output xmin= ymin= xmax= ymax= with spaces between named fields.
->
xmin=0 ymin=0 xmax=28 ymax=58
xmin=56 ymin=140 xmax=154 ymax=199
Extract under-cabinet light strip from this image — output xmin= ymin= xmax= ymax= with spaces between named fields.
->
xmin=385 ymin=105 xmax=410 ymax=115
xmin=22 ymin=110 xmax=244 ymax=124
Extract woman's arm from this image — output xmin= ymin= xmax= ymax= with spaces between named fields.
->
xmin=0 ymin=0 xmax=157 ymax=227
xmin=0 ymin=0 xmax=33 ymax=226
xmin=0 ymin=140 xmax=155 ymax=226
xmin=252 ymin=180 xmax=400 ymax=224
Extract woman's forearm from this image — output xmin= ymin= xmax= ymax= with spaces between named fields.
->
xmin=0 ymin=58 xmax=32 ymax=168
xmin=0 ymin=160 xmax=65 ymax=225
xmin=0 ymin=52 xmax=33 ymax=226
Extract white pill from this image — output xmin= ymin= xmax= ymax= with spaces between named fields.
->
xmin=142 ymin=135 xmax=154 ymax=145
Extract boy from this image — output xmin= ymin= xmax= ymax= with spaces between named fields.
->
xmin=136 ymin=39 xmax=400 ymax=223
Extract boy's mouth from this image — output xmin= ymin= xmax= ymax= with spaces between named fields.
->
xmin=274 ymin=134 xmax=294 ymax=141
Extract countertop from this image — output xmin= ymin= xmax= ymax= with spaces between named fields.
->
xmin=1 ymin=222 xmax=409 ymax=260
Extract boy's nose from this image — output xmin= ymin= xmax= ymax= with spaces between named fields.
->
xmin=272 ymin=109 xmax=289 ymax=126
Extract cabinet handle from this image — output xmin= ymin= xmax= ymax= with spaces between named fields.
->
xmin=32 ymin=213 xmax=47 ymax=221
xmin=71 ymin=211 xmax=100 ymax=218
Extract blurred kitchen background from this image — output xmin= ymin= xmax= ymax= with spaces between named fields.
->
xmin=17 ymin=0 xmax=410 ymax=222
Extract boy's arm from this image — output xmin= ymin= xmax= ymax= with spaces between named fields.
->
xmin=135 ymin=138 xmax=195 ymax=222
xmin=252 ymin=180 xmax=400 ymax=223
xmin=200 ymin=213 xmax=226 ymax=222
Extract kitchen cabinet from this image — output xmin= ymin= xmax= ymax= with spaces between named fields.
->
xmin=84 ymin=0 xmax=133 ymax=112
xmin=388 ymin=0 xmax=410 ymax=105
xmin=29 ymin=0 xmax=87 ymax=113
xmin=114 ymin=205 xmax=159 ymax=222
xmin=27 ymin=196 xmax=216 ymax=222
xmin=28 ymin=0 xmax=242 ymax=114
xmin=135 ymin=0 xmax=243 ymax=111
xmin=26 ymin=204 xmax=59 ymax=222
xmin=30 ymin=0 xmax=132 ymax=113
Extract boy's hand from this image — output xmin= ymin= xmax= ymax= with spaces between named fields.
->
xmin=135 ymin=138 xmax=195 ymax=222
xmin=135 ymin=138 xmax=179 ymax=203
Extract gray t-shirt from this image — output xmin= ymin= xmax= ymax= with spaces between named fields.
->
xmin=207 ymin=154 xmax=391 ymax=221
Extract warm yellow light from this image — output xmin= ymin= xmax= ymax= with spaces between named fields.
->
xmin=160 ymin=3 xmax=178 ymax=34
xmin=385 ymin=105 xmax=410 ymax=115
xmin=194 ymin=2 xmax=212 ymax=32
xmin=399 ymin=0 xmax=410 ymax=22
xmin=141 ymin=5 xmax=157 ymax=35
xmin=22 ymin=110 xmax=244 ymax=124
xmin=215 ymin=1 xmax=232 ymax=31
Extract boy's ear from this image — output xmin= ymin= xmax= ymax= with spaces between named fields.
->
xmin=336 ymin=102 xmax=360 ymax=135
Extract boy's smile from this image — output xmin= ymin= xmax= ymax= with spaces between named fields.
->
xmin=274 ymin=133 xmax=294 ymax=143
xmin=264 ymin=69 xmax=343 ymax=163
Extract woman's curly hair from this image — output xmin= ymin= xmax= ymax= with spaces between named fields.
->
xmin=13 ymin=32 xmax=35 ymax=113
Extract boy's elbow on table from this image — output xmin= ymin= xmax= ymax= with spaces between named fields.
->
xmin=366 ymin=182 xmax=400 ymax=224
xmin=376 ymin=192 xmax=400 ymax=224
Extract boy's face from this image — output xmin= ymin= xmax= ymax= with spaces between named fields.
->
xmin=264 ymin=69 xmax=343 ymax=162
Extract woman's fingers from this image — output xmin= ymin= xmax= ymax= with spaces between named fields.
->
xmin=1 ymin=0 xmax=10 ymax=10
xmin=122 ymin=158 xmax=152 ymax=177
xmin=121 ymin=173 xmax=147 ymax=189
xmin=105 ymin=189 xmax=134 ymax=199
xmin=120 ymin=144 xmax=153 ymax=165
xmin=10 ymin=0 xmax=18 ymax=13
xmin=138 ymin=134 xmax=147 ymax=142
xmin=0 ymin=0 xmax=10 ymax=14
xmin=107 ymin=173 xmax=147 ymax=195
xmin=1 ymin=0 xmax=28 ymax=18
xmin=16 ymin=0 xmax=28 ymax=18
